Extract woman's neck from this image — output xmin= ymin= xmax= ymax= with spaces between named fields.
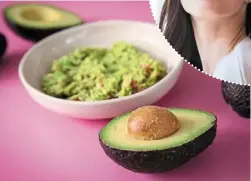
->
xmin=192 ymin=10 xmax=246 ymax=74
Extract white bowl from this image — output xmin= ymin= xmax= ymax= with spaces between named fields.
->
xmin=19 ymin=20 xmax=184 ymax=119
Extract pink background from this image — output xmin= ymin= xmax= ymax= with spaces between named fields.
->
xmin=0 ymin=1 xmax=250 ymax=181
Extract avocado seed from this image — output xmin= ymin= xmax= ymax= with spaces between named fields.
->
xmin=127 ymin=106 xmax=181 ymax=140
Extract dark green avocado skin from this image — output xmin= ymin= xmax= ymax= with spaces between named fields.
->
xmin=4 ymin=16 xmax=82 ymax=42
xmin=99 ymin=124 xmax=217 ymax=173
xmin=221 ymin=81 xmax=250 ymax=118
xmin=0 ymin=32 xmax=7 ymax=59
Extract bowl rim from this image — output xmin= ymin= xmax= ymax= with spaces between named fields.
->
xmin=18 ymin=20 xmax=184 ymax=106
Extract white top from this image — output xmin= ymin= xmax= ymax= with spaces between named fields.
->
xmin=149 ymin=0 xmax=251 ymax=84
xmin=213 ymin=37 xmax=251 ymax=84
xmin=149 ymin=0 xmax=165 ymax=25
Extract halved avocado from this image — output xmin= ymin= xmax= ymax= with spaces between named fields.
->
xmin=99 ymin=108 xmax=217 ymax=173
xmin=221 ymin=81 xmax=250 ymax=118
xmin=0 ymin=32 xmax=7 ymax=59
xmin=3 ymin=4 xmax=83 ymax=42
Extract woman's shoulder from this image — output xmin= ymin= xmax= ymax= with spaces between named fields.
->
xmin=213 ymin=37 xmax=251 ymax=84
xmin=235 ymin=37 xmax=251 ymax=84
xmin=149 ymin=0 xmax=165 ymax=24
xmin=236 ymin=37 xmax=251 ymax=55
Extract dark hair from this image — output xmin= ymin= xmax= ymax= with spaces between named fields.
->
xmin=159 ymin=1 xmax=251 ymax=71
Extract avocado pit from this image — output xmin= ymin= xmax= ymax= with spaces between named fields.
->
xmin=127 ymin=106 xmax=181 ymax=140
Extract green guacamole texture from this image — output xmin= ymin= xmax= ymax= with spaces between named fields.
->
xmin=41 ymin=42 xmax=167 ymax=101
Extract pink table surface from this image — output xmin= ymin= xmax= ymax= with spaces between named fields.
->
xmin=0 ymin=1 xmax=250 ymax=181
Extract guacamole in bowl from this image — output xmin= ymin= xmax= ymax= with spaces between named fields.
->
xmin=19 ymin=20 xmax=183 ymax=119
xmin=41 ymin=42 xmax=167 ymax=101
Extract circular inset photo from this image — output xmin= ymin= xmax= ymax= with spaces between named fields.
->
xmin=149 ymin=0 xmax=251 ymax=85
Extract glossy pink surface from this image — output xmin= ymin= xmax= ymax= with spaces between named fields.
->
xmin=0 ymin=1 xmax=249 ymax=181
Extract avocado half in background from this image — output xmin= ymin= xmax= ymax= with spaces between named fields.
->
xmin=99 ymin=106 xmax=217 ymax=173
xmin=3 ymin=4 xmax=83 ymax=42
xmin=0 ymin=32 xmax=7 ymax=59
xmin=221 ymin=81 xmax=250 ymax=118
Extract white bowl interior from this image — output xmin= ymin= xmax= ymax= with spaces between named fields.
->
xmin=21 ymin=21 xmax=181 ymax=93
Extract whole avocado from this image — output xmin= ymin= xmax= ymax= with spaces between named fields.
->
xmin=221 ymin=81 xmax=250 ymax=118
xmin=0 ymin=32 xmax=7 ymax=59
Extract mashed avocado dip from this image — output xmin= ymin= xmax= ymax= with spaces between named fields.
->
xmin=41 ymin=42 xmax=167 ymax=101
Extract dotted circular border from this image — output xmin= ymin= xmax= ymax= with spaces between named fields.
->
xmin=148 ymin=1 xmax=250 ymax=87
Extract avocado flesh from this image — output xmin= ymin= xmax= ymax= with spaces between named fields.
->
xmin=4 ymin=4 xmax=83 ymax=42
xmin=99 ymin=108 xmax=217 ymax=173
xmin=221 ymin=81 xmax=250 ymax=118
